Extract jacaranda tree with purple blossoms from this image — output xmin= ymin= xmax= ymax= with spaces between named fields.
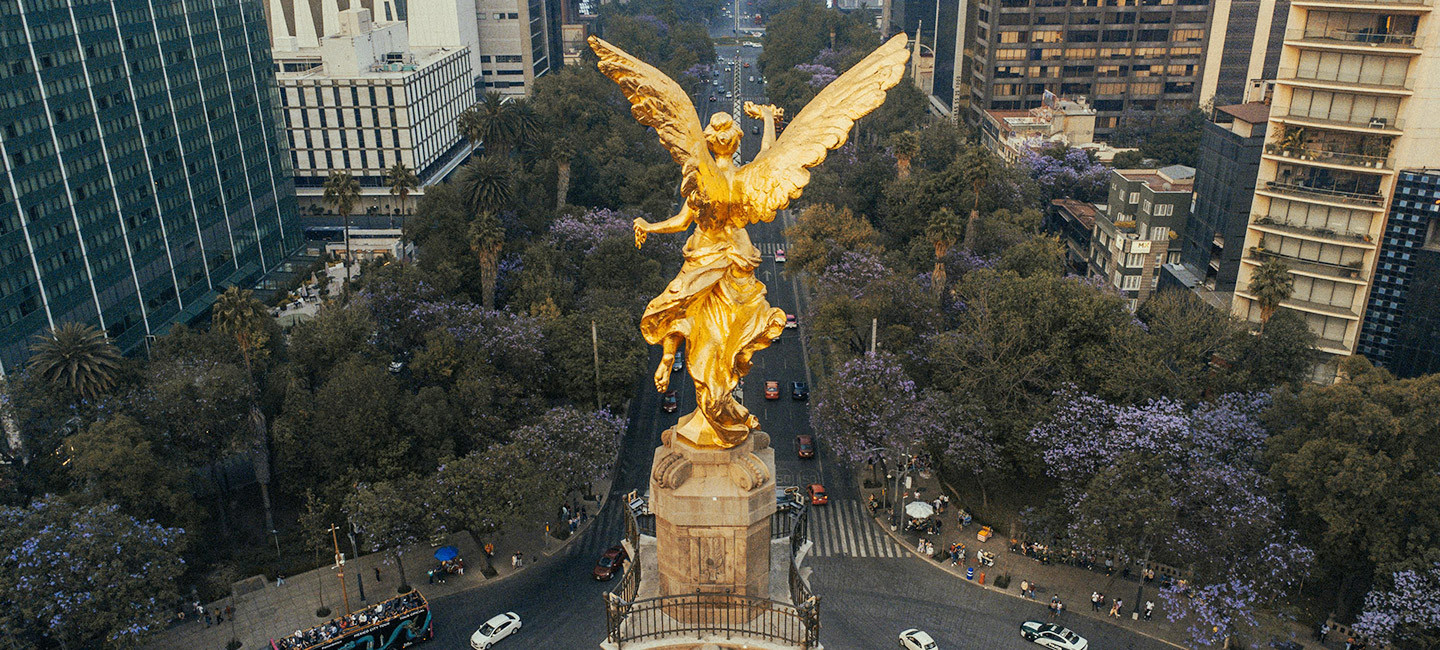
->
xmin=811 ymin=351 xmax=922 ymax=464
xmin=1354 ymin=563 xmax=1440 ymax=648
xmin=0 ymin=496 xmax=186 ymax=649
xmin=1028 ymin=388 xmax=1313 ymax=646
xmin=1020 ymin=142 xmax=1109 ymax=203
xmin=512 ymin=406 xmax=626 ymax=493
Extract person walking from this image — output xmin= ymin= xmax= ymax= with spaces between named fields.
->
xmin=276 ymin=573 xmax=285 ymax=586
xmin=1092 ymin=591 xmax=1101 ymax=611
xmin=375 ymin=566 xmax=383 ymax=583
xmin=1020 ymin=580 xmax=1030 ymax=598
xmin=1144 ymin=600 xmax=1154 ymax=620
xmin=1318 ymin=623 xmax=1329 ymax=642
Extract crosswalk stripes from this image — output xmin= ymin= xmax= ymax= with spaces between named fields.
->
xmin=756 ymin=242 xmax=784 ymax=258
xmin=807 ymin=499 xmax=905 ymax=558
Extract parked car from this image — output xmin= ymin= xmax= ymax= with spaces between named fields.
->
xmin=470 ymin=612 xmax=522 ymax=649
xmin=791 ymin=381 xmax=808 ymax=401
xmin=795 ymin=434 xmax=815 ymax=458
xmin=593 ymin=545 xmax=629 ymax=581
xmin=899 ymin=628 xmax=939 ymax=650
xmin=785 ymin=314 xmax=797 ymax=329
xmin=774 ymin=248 xmax=786 ymax=262
xmin=765 ymin=380 xmax=780 ymax=399
xmin=662 ymin=390 xmax=679 ymax=413
xmin=1019 ymin=621 xmax=1087 ymax=650
xmin=807 ymin=483 xmax=828 ymax=505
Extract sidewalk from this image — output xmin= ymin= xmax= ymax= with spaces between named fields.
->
xmin=146 ymin=482 xmax=608 ymax=650
xmin=857 ymin=468 xmax=1325 ymax=650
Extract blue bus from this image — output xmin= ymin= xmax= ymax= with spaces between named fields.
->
xmin=272 ymin=590 xmax=432 ymax=650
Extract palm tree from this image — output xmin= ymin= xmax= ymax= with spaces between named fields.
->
xmin=1249 ymin=257 xmax=1295 ymax=332
xmin=508 ymin=97 xmax=540 ymax=153
xmin=457 ymin=156 xmax=514 ymax=309
xmin=458 ymin=105 xmax=485 ymax=156
xmin=385 ymin=162 xmax=419 ymax=218
xmin=959 ymin=147 xmax=998 ymax=250
xmin=27 ymin=322 xmax=123 ymax=401
xmin=889 ymin=130 xmax=919 ymax=180
xmin=470 ymin=91 xmax=519 ymax=157
xmin=468 ymin=215 xmax=506 ymax=310
xmin=551 ymin=136 xmax=575 ymax=209
xmin=212 ymin=286 xmax=278 ymax=554
xmin=322 ymin=171 xmax=361 ymax=285
xmin=926 ymin=207 xmax=964 ymax=290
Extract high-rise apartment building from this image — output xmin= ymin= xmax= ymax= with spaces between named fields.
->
xmin=1180 ymin=102 xmax=1269 ymax=295
xmin=476 ymin=0 xmax=562 ymax=95
xmin=1231 ymin=0 xmax=1439 ymax=380
xmin=270 ymin=5 xmax=475 ymax=212
xmin=1199 ymin=0 xmax=1290 ymax=106
xmin=1356 ymin=169 xmax=1440 ymax=377
xmin=0 ymin=0 xmax=299 ymax=372
xmin=960 ymin=0 xmax=1211 ymax=137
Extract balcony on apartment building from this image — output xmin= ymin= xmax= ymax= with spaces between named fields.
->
xmin=1249 ymin=214 xmax=1377 ymax=247
xmin=1270 ymin=107 xmax=1404 ymax=135
xmin=1259 ymin=165 xmax=1388 ymax=208
xmin=1235 ymin=289 xmax=1362 ymax=319
xmin=1263 ymin=127 xmax=1395 ymax=171
xmin=1290 ymin=0 xmax=1431 ymax=10
xmin=1276 ymin=66 xmax=1414 ymax=94
xmin=1285 ymin=27 xmax=1423 ymax=54
xmin=1246 ymin=245 xmax=1369 ymax=283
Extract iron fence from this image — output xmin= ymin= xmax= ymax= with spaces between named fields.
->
xmin=606 ymin=592 xmax=820 ymax=649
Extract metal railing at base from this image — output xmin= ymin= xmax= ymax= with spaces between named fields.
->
xmin=606 ymin=591 xmax=820 ymax=649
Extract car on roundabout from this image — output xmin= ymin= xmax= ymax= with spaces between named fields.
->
xmin=1019 ymin=620 xmax=1088 ymax=650
xmin=593 ymin=544 xmax=629 ymax=581
xmin=662 ymin=390 xmax=678 ymax=413
xmin=807 ymin=483 xmax=828 ymax=505
xmin=791 ymin=381 xmax=808 ymax=400
xmin=765 ymin=380 xmax=780 ymax=399
xmin=470 ymin=612 xmax=521 ymax=649
xmin=899 ymin=628 xmax=938 ymax=650
xmin=774 ymin=248 xmax=786 ymax=262
xmin=785 ymin=314 xmax=797 ymax=329
xmin=795 ymin=434 xmax=815 ymax=458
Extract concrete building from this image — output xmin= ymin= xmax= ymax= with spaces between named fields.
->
xmin=270 ymin=5 xmax=475 ymax=213
xmin=476 ymin=0 xmax=562 ymax=95
xmin=1091 ymin=166 xmax=1196 ymax=309
xmin=1199 ymin=0 xmax=1291 ymax=107
xmin=1180 ymin=102 xmax=1270 ymax=297
xmin=1356 ymin=169 xmax=1440 ymax=377
xmin=959 ymin=0 xmax=1210 ymax=138
xmin=1047 ymin=198 xmax=1102 ymax=276
xmin=979 ymin=93 xmax=1098 ymax=162
xmin=1231 ymin=0 xmax=1440 ymax=380
xmin=0 ymin=0 xmax=300 ymax=371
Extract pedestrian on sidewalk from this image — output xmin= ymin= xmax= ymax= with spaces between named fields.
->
xmin=1318 ymin=623 xmax=1329 ymax=642
xmin=1144 ymin=600 xmax=1154 ymax=620
xmin=277 ymin=573 xmax=285 ymax=586
xmin=204 ymin=612 xmax=212 ymax=627
xmin=1020 ymin=580 xmax=1030 ymax=598
xmin=375 ymin=566 xmax=383 ymax=583
xmin=1091 ymin=592 xmax=1101 ymax=611
xmin=484 ymin=543 xmax=495 ymax=559
xmin=1110 ymin=599 xmax=1124 ymax=618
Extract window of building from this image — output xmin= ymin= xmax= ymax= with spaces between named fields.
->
xmin=1121 ymin=274 xmax=1141 ymax=290
xmin=1129 ymin=192 xmax=1139 ymax=204
xmin=1151 ymin=226 xmax=1169 ymax=240
xmin=1142 ymin=199 xmax=1152 ymax=213
xmin=1154 ymin=204 xmax=1173 ymax=217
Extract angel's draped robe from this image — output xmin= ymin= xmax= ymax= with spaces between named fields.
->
xmin=638 ymin=207 xmax=786 ymax=449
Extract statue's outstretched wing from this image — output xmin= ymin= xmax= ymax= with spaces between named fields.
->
xmin=589 ymin=36 xmax=721 ymax=205
xmin=737 ymin=33 xmax=910 ymax=220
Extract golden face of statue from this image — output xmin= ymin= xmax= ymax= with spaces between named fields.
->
xmin=703 ymin=113 xmax=742 ymax=159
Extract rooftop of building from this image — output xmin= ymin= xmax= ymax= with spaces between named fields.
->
xmin=1114 ymin=165 xmax=1196 ymax=192
xmin=1215 ymin=102 xmax=1271 ymax=125
xmin=1050 ymin=198 xmax=1100 ymax=229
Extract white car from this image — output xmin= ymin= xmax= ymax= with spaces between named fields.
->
xmin=1019 ymin=621 xmax=1087 ymax=650
xmin=899 ymin=628 xmax=938 ymax=649
xmin=774 ymin=248 xmax=786 ymax=263
xmin=471 ymin=612 xmax=521 ymax=649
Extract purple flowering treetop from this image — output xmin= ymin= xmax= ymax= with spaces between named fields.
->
xmin=1354 ymin=564 xmax=1440 ymax=647
xmin=1027 ymin=388 xmax=1312 ymax=646
xmin=792 ymin=63 xmax=838 ymax=89
xmin=0 ymin=496 xmax=186 ymax=649
xmin=435 ymin=442 xmax=565 ymax=539
xmin=1019 ymin=142 xmax=1109 ymax=202
xmin=817 ymin=249 xmax=893 ymax=301
xmin=913 ymin=390 xmax=1003 ymax=505
xmin=363 ymin=276 xmax=542 ymax=368
xmin=811 ymin=351 xmax=921 ymax=463
xmin=512 ymin=406 xmax=626 ymax=490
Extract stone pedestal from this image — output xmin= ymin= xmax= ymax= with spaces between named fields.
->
xmin=649 ymin=423 xmax=776 ymax=606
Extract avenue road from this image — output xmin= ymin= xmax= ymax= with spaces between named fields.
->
xmin=427 ymin=33 xmax=1171 ymax=650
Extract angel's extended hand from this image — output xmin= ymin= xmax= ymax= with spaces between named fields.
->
xmin=743 ymin=101 xmax=783 ymax=122
xmin=633 ymin=218 xmax=650 ymax=249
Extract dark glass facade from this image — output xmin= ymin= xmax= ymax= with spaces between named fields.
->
xmin=1357 ymin=170 xmax=1440 ymax=378
xmin=0 ymin=0 xmax=299 ymax=373
xmin=1181 ymin=106 xmax=1266 ymax=293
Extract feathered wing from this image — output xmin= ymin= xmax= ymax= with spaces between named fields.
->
xmin=588 ymin=36 xmax=722 ymax=205
xmin=737 ymin=33 xmax=910 ymax=220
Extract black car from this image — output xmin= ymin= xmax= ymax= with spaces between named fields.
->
xmin=662 ymin=390 xmax=678 ymax=413
xmin=791 ymin=382 xmax=808 ymax=401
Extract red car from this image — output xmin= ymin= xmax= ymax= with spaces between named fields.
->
xmin=593 ymin=545 xmax=629 ymax=581
xmin=662 ymin=390 xmax=678 ymax=413
xmin=795 ymin=434 xmax=815 ymax=459
xmin=743 ymin=62 xmax=751 ymax=68
xmin=764 ymin=380 xmax=780 ymax=400
xmin=807 ymin=483 xmax=828 ymax=506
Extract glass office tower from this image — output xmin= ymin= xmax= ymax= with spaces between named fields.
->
xmin=0 ymin=0 xmax=299 ymax=373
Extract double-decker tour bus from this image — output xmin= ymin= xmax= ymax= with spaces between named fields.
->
xmin=271 ymin=590 xmax=432 ymax=650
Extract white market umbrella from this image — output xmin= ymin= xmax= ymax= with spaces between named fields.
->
xmin=905 ymin=501 xmax=935 ymax=519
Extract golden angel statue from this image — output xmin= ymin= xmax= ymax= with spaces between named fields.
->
xmin=590 ymin=33 xmax=910 ymax=449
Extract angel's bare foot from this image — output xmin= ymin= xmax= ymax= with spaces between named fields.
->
xmin=655 ymin=354 xmax=673 ymax=392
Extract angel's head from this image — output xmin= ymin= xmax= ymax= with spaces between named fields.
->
xmin=704 ymin=113 xmax=742 ymax=158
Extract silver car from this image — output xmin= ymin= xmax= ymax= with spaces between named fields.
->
xmin=1019 ymin=621 xmax=1087 ymax=650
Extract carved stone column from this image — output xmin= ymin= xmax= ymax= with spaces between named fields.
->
xmin=649 ymin=423 xmax=776 ymax=608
